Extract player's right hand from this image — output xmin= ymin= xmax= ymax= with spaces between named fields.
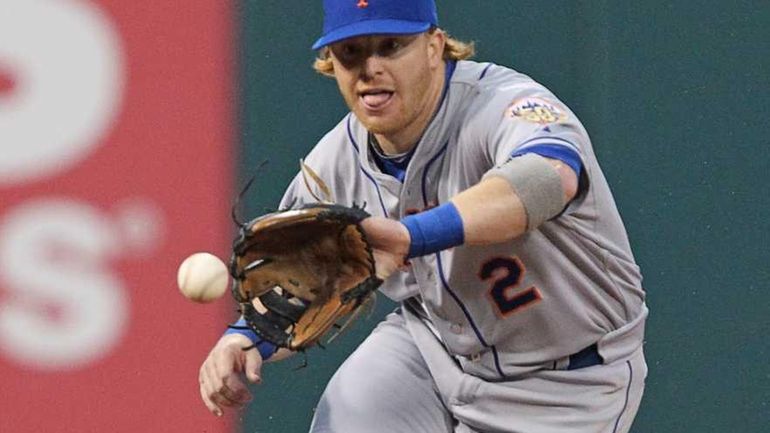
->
xmin=199 ymin=333 xmax=263 ymax=416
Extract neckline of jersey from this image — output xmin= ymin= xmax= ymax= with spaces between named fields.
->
xmin=367 ymin=60 xmax=457 ymax=182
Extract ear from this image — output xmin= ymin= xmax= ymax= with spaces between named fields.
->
xmin=314 ymin=47 xmax=337 ymax=78
xmin=426 ymin=29 xmax=446 ymax=68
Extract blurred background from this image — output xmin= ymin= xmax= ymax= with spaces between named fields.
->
xmin=1 ymin=1 xmax=767 ymax=433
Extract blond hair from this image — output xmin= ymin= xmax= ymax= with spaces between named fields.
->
xmin=312 ymin=29 xmax=475 ymax=77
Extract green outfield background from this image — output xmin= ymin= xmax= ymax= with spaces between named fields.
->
xmin=235 ymin=2 xmax=769 ymax=432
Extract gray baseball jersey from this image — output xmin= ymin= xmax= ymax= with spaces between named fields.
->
xmin=282 ymin=61 xmax=647 ymax=433
xmin=283 ymin=59 xmax=647 ymax=431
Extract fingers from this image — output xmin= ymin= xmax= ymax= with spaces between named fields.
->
xmin=243 ymin=345 xmax=264 ymax=384
xmin=198 ymin=335 xmax=260 ymax=417
xmin=210 ymin=377 xmax=253 ymax=410
xmin=199 ymin=379 xmax=222 ymax=416
xmin=199 ymin=359 xmax=229 ymax=417
xmin=199 ymin=364 xmax=253 ymax=416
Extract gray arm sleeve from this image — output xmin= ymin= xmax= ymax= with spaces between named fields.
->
xmin=482 ymin=153 xmax=565 ymax=231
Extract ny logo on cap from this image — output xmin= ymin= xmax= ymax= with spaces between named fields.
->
xmin=357 ymin=0 xmax=369 ymax=8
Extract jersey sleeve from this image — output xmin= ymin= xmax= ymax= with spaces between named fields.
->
xmin=479 ymin=88 xmax=593 ymax=212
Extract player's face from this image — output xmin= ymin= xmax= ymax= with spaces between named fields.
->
xmin=329 ymin=32 xmax=445 ymax=147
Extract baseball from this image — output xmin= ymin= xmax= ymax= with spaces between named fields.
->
xmin=177 ymin=252 xmax=229 ymax=303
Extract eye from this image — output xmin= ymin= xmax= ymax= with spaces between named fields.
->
xmin=330 ymin=40 xmax=365 ymax=64
xmin=339 ymin=43 xmax=360 ymax=59
xmin=377 ymin=38 xmax=402 ymax=57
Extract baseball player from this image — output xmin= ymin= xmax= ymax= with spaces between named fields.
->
xmin=199 ymin=0 xmax=648 ymax=432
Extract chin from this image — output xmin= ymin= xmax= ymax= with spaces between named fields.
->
xmin=362 ymin=121 xmax=393 ymax=135
xmin=356 ymin=112 xmax=402 ymax=135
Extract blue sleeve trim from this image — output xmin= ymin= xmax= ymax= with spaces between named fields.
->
xmin=402 ymin=202 xmax=465 ymax=259
xmin=224 ymin=317 xmax=258 ymax=342
xmin=511 ymin=143 xmax=583 ymax=177
xmin=224 ymin=318 xmax=278 ymax=361
xmin=478 ymin=63 xmax=493 ymax=80
xmin=254 ymin=339 xmax=279 ymax=361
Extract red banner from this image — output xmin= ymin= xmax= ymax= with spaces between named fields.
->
xmin=0 ymin=1 xmax=234 ymax=432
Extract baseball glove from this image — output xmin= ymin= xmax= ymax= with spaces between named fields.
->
xmin=228 ymin=202 xmax=383 ymax=351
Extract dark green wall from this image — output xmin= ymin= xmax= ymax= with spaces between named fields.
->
xmin=236 ymin=2 xmax=769 ymax=432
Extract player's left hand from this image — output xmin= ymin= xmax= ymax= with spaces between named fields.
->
xmin=360 ymin=216 xmax=411 ymax=280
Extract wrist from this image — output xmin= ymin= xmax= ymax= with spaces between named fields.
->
xmin=221 ymin=332 xmax=254 ymax=346
xmin=401 ymin=202 xmax=465 ymax=258
xmin=224 ymin=318 xmax=278 ymax=361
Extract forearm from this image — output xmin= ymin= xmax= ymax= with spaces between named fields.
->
xmin=452 ymin=157 xmax=577 ymax=245
xmin=366 ymin=157 xmax=578 ymax=272
xmin=451 ymin=176 xmax=527 ymax=245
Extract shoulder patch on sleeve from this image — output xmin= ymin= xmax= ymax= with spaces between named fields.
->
xmin=505 ymin=98 xmax=568 ymax=124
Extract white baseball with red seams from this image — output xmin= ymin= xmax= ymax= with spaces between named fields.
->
xmin=177 ymin=252 xmax=229 ymax=303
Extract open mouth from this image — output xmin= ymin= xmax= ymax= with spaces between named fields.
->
xmin=359 ymin=90 xmax=394 ymax=111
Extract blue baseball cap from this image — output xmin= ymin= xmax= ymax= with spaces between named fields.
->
xmin=312 ymin=0 xmax=439 ymax=50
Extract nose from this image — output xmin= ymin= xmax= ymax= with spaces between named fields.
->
xmin=360 ymin=55 xmax=384 ymax=81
